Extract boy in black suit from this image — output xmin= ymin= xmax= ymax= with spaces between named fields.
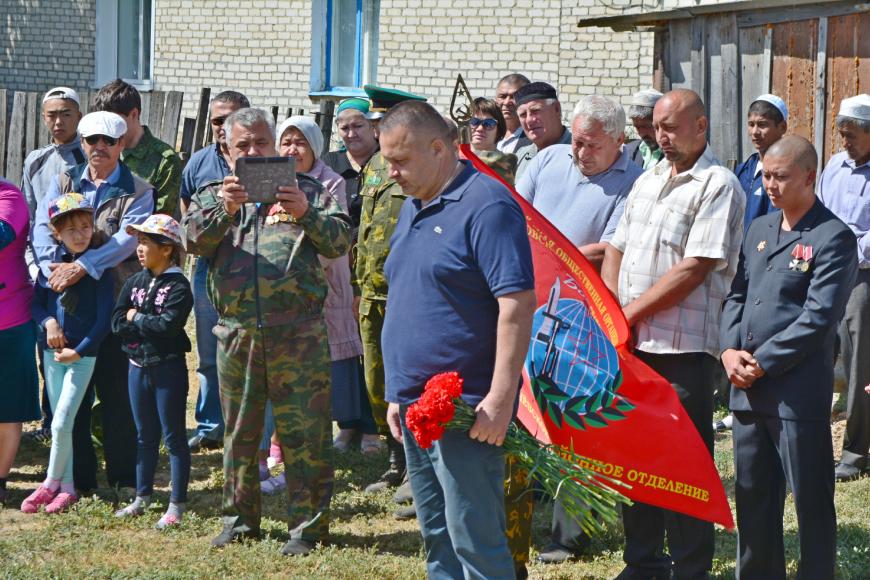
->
xmin=720 ymin=136 xmax=858 ymax=579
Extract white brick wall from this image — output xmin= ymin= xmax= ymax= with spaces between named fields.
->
xmin=0 ymin=0 xmax=95 ymax=93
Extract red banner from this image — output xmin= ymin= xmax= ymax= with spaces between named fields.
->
xmin=462 ymin=145 xmax=734 ymax=529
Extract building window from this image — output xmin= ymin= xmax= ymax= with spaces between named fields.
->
xmin=95 ymin=0 xmax=154 ymax=89
xmin=311 ymin=0 xmax=380 ymax=94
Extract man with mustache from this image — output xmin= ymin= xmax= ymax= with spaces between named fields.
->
xmin=514 ymin=82 xmax=571 ymax=179
xmin=602 ymin=89 xmax=745 ymax=579
xmin=33 ymin=111 xmax=154 ymax=493
xmin=624 ymin=89 xmax=664 ymax=170
xmin=818 ymin=93 xmax=870 ymax=483
xmin=495 ymin=73 xmax=531 ymax=154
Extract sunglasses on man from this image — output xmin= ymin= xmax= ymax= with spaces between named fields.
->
xmin=83 ymin=134 xmax=119 ymax=146
xmin=470 ymin=118 xmax=498 ymax=130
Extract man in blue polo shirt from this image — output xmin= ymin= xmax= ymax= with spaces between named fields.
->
xmin=180 ymin=90 xmax=249 ymax=452
xmin=379 ymin=101 xmax=536 ymax=580
xmin=518 ymin=94 xmax=641 ymax=271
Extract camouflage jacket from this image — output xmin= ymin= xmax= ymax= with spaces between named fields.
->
xmin=122 ymin=126 xmax=182 ymax=217
xmin=473 ymin=149 xmax=518 ymax=186
xmin=353 ymin=151 xmax=406 ymax=301
xmin=183 ymin=174 xmax=351 ymax=330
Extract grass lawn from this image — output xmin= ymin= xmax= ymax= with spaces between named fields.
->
xmin=2 ymin=349 xmax=869 ymax=579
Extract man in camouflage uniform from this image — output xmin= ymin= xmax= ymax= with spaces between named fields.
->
xmin=93 ymin=79 xmax=182 ymax=217
xmin=183 ymin=108 xmax=350 ymax=555
xmin=354 ymin=85 xmax=426 ymax=493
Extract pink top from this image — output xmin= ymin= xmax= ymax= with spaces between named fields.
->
xmin=306 ymin=159 xmax=363 ymax=361
xmin=0 ymin=180 xmax=34 ymax=330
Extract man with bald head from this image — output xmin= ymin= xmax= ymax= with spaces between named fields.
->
xmin=721 ymin=136 xmax=857 ymax=578
xmin=602 ymin=89 xmax=745 ymax=579
xmin=379 ymin=101 xmax=536 ymax=579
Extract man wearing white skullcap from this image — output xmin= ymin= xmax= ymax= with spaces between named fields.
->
xmin=819 ymin=93 xmax=870 ymax=482
xmin=625 ymin=88 xmax=664 ymax=169
xmin=734 ymin=94 xmax=789 ymax=232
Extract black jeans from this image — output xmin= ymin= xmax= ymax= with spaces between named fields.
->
xmin=620 ymin=351 xmax=716 ymax=580
xmin=72 ymin=334 xmax=137 ymax=490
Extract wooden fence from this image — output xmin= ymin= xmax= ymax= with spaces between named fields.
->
xmin=0 ymin=86 xmax=335 ymax=187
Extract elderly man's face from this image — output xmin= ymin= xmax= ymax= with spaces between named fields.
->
xmin=517 ymin=99 xmax=562 ymax=147
xmin=228 ymin=121 xmax=276 ymax=164
xmin=632 ymin=116 xmax=657 ymax=148
xmin=379 ymin=126 xmax=444 ymax=202
xmin=571 ymin=116 xmax=623 ymax=177
xmin=42 ymin=99 xmax=82 ymax=145
xmin=495 ymin=81 xmax=525 ymax=126
xmin=653 ymin=97 xmax=707 ymax=167
xmin=838 ymin=122 xmax=870 ymax=164
xmin=211 ymin=101 xmax=243 ymax=146
xmin=82 ymin=134 xmax=124 ymax=175
xmin=336 ymin=110 xmax=378 ymax=157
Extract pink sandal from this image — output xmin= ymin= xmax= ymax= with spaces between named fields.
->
xmin=21 ymin=485 xmax=57 ymax=514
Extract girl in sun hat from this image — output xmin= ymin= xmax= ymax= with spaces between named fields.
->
xmin=21 ymin=193 xmax=114 ymax=515
xmin=111 ymin=214 xmax=193 ymax=529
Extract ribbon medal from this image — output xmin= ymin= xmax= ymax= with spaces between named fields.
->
xmin=789 ymin=243 xmax=813 ymax=272
xmin=757 ymin=240 xmax=767 ymax=252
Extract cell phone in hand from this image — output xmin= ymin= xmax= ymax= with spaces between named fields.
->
xmin=234 ymin=156 xmax=297 ymax=204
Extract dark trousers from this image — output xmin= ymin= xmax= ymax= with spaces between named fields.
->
xmin=72 ymin=333 xmax=137 ymax=490
xmin=38 ymin=345 xmax=53 ymax=430
xmin=620 ymin=351 xmax=716 ymax=580
xmin=840 ymin=269 xmax=870 ymax=470
xmin=733 ymin=412 xmax=835 ymax=579
xmin=550 ymin=498 xmax=591 ymax=553
xmin=128 ymin=358 xmax=191 ymax=503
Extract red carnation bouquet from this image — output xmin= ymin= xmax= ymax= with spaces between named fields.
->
xmin=406 ymin=372 xmax=631 ymax=535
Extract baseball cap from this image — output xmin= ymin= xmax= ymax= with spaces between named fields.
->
xmin=126 ymin=214 xmax=183 ymax=246
xmin=78 ymin=111 xmax=127 ymax=139
xmin=514 ymin=82 xmax=559 ymax=107
xmin=43 ymin=87 xmax=81 ymax=106
xmin=48 ymin=193 xmax=94 ymax=224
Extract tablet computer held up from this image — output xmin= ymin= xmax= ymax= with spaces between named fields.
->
xmin=235 ymin=156 xmax=297 ymax=204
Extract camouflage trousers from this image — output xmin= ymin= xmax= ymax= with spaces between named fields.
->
xmin=359 ymin=297 xmax=388 ymax=435
xmin=215 ymin=319 xmax=333 ymax=541
xmin=505 ymin=453 xmax=534 ymax=566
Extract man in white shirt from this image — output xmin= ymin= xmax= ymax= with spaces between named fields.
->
xmin=602 ymin=89 xmax=745 ymax=580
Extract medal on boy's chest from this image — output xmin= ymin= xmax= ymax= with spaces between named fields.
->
xmin=756 ymin=240 xmax=766 ymax=252
xmin=788 ymin=243 xmax=813 ymax=272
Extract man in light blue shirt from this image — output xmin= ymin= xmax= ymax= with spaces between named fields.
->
xmin=517 ymin=94 xmax=642 ymax=271
xmin=32 ymin=110 xmax=153 ymax=492
xmin=516 ymin=95 xmax=642 ymax=564
xmin=818 ymin=93 xmax=870 ymax=482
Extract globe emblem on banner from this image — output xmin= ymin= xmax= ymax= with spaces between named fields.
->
xmin=526 ymin=278 xmax=634 ymax=430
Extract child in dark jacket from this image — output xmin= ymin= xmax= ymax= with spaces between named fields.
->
xmin=111 ymin=214 xmax=193 ymax=529
xmin=21 ymin=193 xmax=113 ymax=515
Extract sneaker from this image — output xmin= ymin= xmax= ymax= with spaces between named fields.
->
xmin=210 ymin=525 xmax=260 ymax=548
xmin=21 ymin=485 xmax=57 ymax=513
xmin=333 ymin=429 xmax=356 ymax=453
xmin=25 ymin=427 xmax=52 ymax=443
xmin=267 ymin=442 xmax=284 ymax=468
xmin=394 ymin=504 xmax=417 ymax=520
xmin=360 ymin=434 xmax=385 ymax=456
xmin=44 ymin=492 xmax=77 ymax=514
xmin=281 ymin=538 xmax=317 ymax=556
xmin=156 ymin=513 xmax=182 ymax=530
xmin=834 ymin=462 xmax=863 ymax=482
xmin=535 ymin=543 xmax=579 ymax=564
xmin=392 ymin=480 xmax=413 ymax=505
xmin=364 ymin=468 xmax=404 ymax=493
xmin=114 ymin=501 xmax=147 ymax=518
xmin=188 ymin=434 xmax=221 ymax=453
xmin=261 ymin=473 xmax=287 ymax=496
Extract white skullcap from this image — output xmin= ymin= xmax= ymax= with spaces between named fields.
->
xmin=838 ymin=94 xmax=870 ymax=121
xmin=753 ymin=94 xmax=788 ymax=122
xmin=276 ymin=116 xmax=324 ymax=160
xmin=77 ymin=111 xmax=127 ymax=139
xmin=43 ymin=87 xmax=80 ymax=106
xmin=630 ymin=89 xmax=664 ymax=108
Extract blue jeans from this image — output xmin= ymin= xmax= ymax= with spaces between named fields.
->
xmin=43 ymin=353 xmax=97 ymax=483
xmin=193 ymin=258 xmax=223 ymax=441
xmin=128 ymin=359 xmax=191 ymax=503
xmin=401 ymin=405 xmax=514 ymax=580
